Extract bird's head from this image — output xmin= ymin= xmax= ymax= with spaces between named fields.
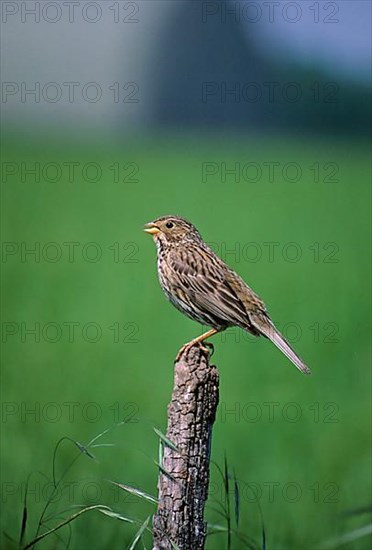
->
xmin=144 ymin=215 xmax=201 ymax=247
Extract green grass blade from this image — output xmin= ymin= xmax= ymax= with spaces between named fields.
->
xmin=110 ymin=481 xmax=158 ymax=505
xmin=321 ymin=524 xmax=372 ymax=549
xmin=233 ymin=469 xmax=240 ymax=528
xmin=98 ymin=508 xmax=135 ymax=523
xmin=127 ymin=515 xmax=150 ymax=550
xmin=153 ymin=427 xmax=181 ymax=453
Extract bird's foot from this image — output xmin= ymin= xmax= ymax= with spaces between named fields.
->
xmin=175 ymin=340 xmax=214 ymax=362
xmin=203 ymin=341 xmax=215 ymax=357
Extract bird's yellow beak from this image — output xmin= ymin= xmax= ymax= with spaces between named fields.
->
xmin=144 ymin=222 xmax=160 ymax=236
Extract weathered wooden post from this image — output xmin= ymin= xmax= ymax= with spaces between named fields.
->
xmin=153 ymin=344 xmax=219 ymax=550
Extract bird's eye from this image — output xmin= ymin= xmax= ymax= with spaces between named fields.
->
xmin=165 ymin=222 xmax=174 ymax=229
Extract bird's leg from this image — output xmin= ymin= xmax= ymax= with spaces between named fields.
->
xmin=176 ymin=328 xmax=220 ymax=361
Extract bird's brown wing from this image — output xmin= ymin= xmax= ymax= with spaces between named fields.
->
xmin=168 ymin=246 xmax=255 ymax=329
xmin=169 ymin=245 xmax=311 ymax=374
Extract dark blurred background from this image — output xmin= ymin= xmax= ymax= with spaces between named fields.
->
xmin=2 ymin=1 xmax=371 ymax=549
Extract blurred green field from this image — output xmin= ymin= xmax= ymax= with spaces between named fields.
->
xmin=1 ymin=131 xmax=371 ymax=549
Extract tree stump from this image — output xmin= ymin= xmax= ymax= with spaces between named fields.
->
xmin=152 ymin=344 xmax=219 ymax=550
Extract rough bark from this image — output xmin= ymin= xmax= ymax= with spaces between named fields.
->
xmin=152 ymin=344 xmax=219 ymax=550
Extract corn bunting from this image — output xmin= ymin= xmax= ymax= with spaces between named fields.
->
xmin=144 ymin=215 xmax=311 ymax=374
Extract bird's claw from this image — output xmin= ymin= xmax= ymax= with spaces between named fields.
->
xmin=203 ymin=341 xmax=215 ymax=357
xmin=175 ymin=340 xmax=214 ymax=362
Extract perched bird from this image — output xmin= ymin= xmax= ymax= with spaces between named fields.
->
xmin=144 ymin=215 xmax=311 ymax=374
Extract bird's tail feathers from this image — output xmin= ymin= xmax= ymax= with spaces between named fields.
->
xmin=253 ymin=319 xmax=311 ymax=375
